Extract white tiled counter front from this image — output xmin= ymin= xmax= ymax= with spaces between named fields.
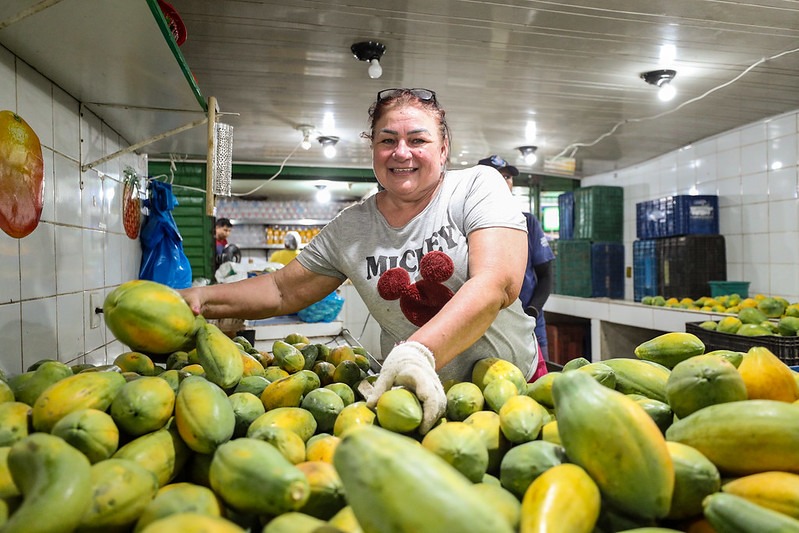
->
xmin=544 ymin=295 xmax=731 ymax=361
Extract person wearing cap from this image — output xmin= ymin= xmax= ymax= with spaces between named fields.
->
xmin=269 ymin=231 xmax=303 ymax=266
xmin=478 ymin=155 xmax=556 ymax=361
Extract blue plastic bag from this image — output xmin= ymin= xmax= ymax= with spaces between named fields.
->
xmin=138 ymin=180 xmax=192 ymax=289
xmin=297 ymin=291 xmax=344 ymax=323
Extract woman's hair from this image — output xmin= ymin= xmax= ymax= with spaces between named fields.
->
xmin=361 ymin=89 xmax=451 ymax=152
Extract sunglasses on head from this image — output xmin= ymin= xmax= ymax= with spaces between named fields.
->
xmin=377 ymin=88 xmax=437 ymax=104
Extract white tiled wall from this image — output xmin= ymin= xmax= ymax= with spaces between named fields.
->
xmin=583 ymin=111 xmax=799 ymax=303
xmin=0 ymin=47 xmax=144 ymax=377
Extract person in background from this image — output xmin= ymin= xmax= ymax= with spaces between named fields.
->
xmin=180 ymin=88 xmax=541 ymax=434
xmin=478 ymin=155 xmax=556 ymax=360
xmin=269 ymin=230 xmax=302 ymax=266
xmin=215 ymin=218 xmax=233 ymax=256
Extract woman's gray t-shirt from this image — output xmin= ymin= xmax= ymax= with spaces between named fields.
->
xmin=296 ymin=165 xmax=538 ymax=382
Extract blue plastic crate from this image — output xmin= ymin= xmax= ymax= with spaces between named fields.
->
xmin=633 ymin=239 xmax=658 ymax=302
xmin=636 ymin=195 xmax=719 ymax=239
xmin=591 ymin=242 xmax=625 ymax=299
xmin=558 ymin=191 xmax=574 ymax=240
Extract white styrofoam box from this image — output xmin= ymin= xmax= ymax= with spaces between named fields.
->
xmin=16 ymin=61 xmax=53 ymax=150
xmin=768 ymin=198 xmax=799 ymax=234
xmin=0 ymin=47 xmax=14 ymax=111
xmin=53 ymin=152 xmax=82 ymax=226
xmin=20 ymin=222 xmax=56 ymax=300
xmin=81 ymin=167 xmax=104 ymax=230
xmin=55 ymin=224 xmax=84 ymax=294
xmin=741 ymin=141 xmax=768 ymax=176
xmin=21 ymin=297 xmax=57 ymax=372
xmin=56 ymin=292 xmax=84 ymax=362
xmin=0 ymin=231 xmax=21 ymax=304
xmin=53 ymin=85 xmax=80 ymax=161
xmin=82 ymin=228 xmax=105 ymax=291
xmin=767 ymin=112 xmax=797 ymax=140
xmin=0 ymin=303 xmax=22 ymax=375
xmin=80 ymin=109 xmax=104 ymax=174
xmin=83 ymin=289 xmax=106 ymax=356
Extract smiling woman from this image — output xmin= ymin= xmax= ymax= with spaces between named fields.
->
xmin=179 ymin=87 xmax=542 ymax=436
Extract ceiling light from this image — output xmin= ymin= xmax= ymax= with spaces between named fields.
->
xmin=318 ymin=136 xmax=339 ymax=158
xmin=296 ymin=124 xmax=314 ymax=150
xmin=517 ymin=145 xmax=538 ymax=166
xmin=315 ymin=184 xmax=331 ymax=203
xmin=351 ymin=41 xmax=386 ymax=79
xmin=641 ymin=69 xmax=677 ymax=102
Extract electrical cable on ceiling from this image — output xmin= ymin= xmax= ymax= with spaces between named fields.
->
xmin=554 ymin=45 xmax=799 ymax=161
xmin=232 ymin=138 xmax=304 ymax=197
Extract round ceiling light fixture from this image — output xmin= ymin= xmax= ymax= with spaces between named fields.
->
xmin=351 ymin=41 xmax=387 ymax=79
xmin=516 ymin=145 xmax=538 ymax=166
xmin=641 ymin=69 xmax=677 ymax=102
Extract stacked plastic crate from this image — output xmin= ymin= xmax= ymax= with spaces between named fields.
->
xmin=634 ymin=195 xmax=724 ymax=300
xmin=554 ymin=186 xmax=625 ymax=299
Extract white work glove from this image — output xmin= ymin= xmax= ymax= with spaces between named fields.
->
xmin=366 ymin=341 xmax=446 ymax=435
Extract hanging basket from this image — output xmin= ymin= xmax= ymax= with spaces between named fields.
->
xmin=157 ymin=0 xmax=187 ymax=46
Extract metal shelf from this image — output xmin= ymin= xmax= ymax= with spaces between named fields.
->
xmin=0 ymin=0 xmax=207 ymax=159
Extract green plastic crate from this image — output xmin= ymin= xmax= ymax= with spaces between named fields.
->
xmin=573 ymin=186 xmax=624 ymax=242
xmin=708 ymin=281 xmax=749 ymax=298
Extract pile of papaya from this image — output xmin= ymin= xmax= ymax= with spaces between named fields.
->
xmin=2 ymin=279 xmax=799 ymax=532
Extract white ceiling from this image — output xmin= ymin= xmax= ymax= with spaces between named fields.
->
xmin=11 ymin=0 xmax=799 ymax=202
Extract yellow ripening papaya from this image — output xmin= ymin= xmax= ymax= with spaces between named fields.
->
xmin=78 ymin=458 xmax=159 ymax=530
xmin=666 ymin=399 xmax=799 ymax=476
xmin=175 ymin=376 xmax=235 ymax=454
xmin=4 ymin=433 xmax=92 ymax=533
xmin=196 ymin=322 xmax=244 ymax=390
xmin=113 ymin=424 xmax=192 ymax=487
xmin=634 ymin=332 xmax=705 ymax=369
xmin=210 ymin=438 xmax=310 ymax=516
xmin=334 ymin=425 xmax=514 ymax=533
xmin=552 ymin=370 xmax=674 ymax=520
xmin=133 ymin=482 xmax=223 ymax=533
xmin=272 ymin=340 xmax=306 ymax=374
xmin=519 ymin=463 xmax=601 ymax=533
xmin=703 ymin=492 xmax=799 ymax=532
xmin=32 ymin=371 xmax=126 ymax=433
xmin=738 ymin=346 xmax=799 ymax=402
xmin=602 ymin=358 xmax=670 ymax=402
xmin=722 ymin=471 xmax=799 ymax=519
xmin=103 ymin=280 xmax=199 ymax=355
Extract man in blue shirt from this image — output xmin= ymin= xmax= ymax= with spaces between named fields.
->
xmin=478 ymin=155 xmax=556 ymax=360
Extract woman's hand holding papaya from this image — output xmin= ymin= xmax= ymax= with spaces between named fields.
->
xmin=366 ymin=341 xmax=446 ymax=434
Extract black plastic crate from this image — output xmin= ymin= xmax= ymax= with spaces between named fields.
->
xmin=633 ymin=239 xmax=658 ymax=302
xmin=592 ymin=242 xmax=625 ymax=299
xmin=657 ymin=235 xmax=726 ymax=299
xmin=686 ymin=322 xmax=799 ymax=366
xmin=636 ymin=195 xmax=719 ymax=239
xmin=558 ymin=191 xmax=574 ymax=240
xmin=554 ymin=240 xmax=624 ymax=299
xmin=573 ymin=186 xmax=623 ymax=242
